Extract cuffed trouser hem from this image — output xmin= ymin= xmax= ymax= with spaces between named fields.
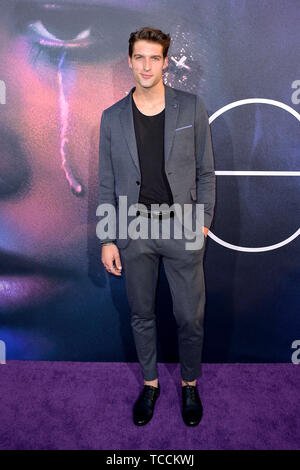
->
xmin=141 ymin=367 xmax=159 ymax=382
xmin=143 ymin=375 xmax=159 ymax=381
xmin=181 ymin=362 xmax=203 ymax=382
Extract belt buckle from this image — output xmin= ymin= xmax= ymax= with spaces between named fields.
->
xmin=153 ymin=210 xmax=170 ymax=219
xmin=138 ymin=208 xmax=172 ymax=219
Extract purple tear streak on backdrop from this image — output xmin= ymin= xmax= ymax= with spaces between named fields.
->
xmin=58 ymin=51 xmax=83 ymax=196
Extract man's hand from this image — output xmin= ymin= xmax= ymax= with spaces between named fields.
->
xmin=101 ymin=244 xmax=122 ymax=276
xmin=202 ymin=226 xmax=209 ymax=238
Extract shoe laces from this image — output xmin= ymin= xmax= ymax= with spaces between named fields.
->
xmin=143 ymin=385 xmax=159 ymax=400
xmin=183 ymin=385 xmax=198 ymax=400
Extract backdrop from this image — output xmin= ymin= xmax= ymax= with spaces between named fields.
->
xmin=0 ymin=0 xmax=299 ymax=363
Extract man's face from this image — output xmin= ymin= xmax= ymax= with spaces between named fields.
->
xmin=128 ymin=39 xmax=168 ymax=89
xmin=0 ymin=0 xmax=131 ymax=314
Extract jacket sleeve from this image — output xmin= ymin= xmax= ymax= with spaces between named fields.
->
xmin=97 ymin=109 xmax=116 ymax=244
xmin=194 ymin=95 xmax=216 ymax=230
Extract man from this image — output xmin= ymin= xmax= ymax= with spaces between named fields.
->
xmin=98 ymin=27 xmax=216 ymax=426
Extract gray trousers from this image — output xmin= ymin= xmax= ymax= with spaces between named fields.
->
xmin=119 ymin=216 xmax=207 ymax=382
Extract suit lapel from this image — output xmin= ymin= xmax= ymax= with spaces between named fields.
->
xmin=119 ymin=84 xmax=179 ymax=175
xmin=164 ymin=84 xmax=179 ymax=167
xmin=119 ymin=86 xmax=140 ymax=175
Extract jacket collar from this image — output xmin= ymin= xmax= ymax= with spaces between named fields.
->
xmin=119 ymin=83 xmax=179 ymax=175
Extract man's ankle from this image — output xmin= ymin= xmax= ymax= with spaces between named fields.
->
xmin=144 ymin=379 xmax=159 ymax=388
xmin=181 ymin=379 xmax=197 ymax=387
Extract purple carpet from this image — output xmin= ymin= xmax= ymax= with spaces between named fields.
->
xmin=0 ymin=361 xmax=299 ymax=450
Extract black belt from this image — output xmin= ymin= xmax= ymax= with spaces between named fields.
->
xmin=137 ymin=210 xmax=174 ymax=220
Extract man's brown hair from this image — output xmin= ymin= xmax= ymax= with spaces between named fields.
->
xmin=128 ymin=27 xmax=171 ymax=58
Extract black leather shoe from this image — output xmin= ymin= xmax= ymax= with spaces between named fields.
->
xmin=182 ymin=385 xmax=203 ymax=426
xmin=133 ymin=384 xmax=160 ymax=426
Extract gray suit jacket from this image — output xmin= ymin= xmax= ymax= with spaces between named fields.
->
xmin=98 ymin=84 xmax=216 ymax=249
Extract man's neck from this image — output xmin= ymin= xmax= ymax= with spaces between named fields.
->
xmin=133 ymin=80 xmax=165 ymax=105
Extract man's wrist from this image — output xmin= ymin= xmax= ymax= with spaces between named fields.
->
xmin=101 ymin=241 xmax=116 ymax=246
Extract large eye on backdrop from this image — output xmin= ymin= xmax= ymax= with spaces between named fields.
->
xmin=13 ymin=1 xmax=135 ymax=65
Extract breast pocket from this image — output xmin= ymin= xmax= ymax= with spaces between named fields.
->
xmin=173 ymin=124 xmax=194 ymax=156
xmin=175 ymin=124 xmax=193 ymax=132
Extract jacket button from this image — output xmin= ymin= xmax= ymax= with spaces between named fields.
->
xmin=136 ymin=181 xmax=140 ymax=185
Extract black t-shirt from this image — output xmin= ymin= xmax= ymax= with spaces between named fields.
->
xmin=132 ymin=97 xmax=174 ymax=211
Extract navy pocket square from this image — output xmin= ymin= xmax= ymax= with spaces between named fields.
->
xmin=175 ymin=124 xmax=193 ymax=131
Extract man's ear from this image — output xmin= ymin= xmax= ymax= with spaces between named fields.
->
xmin=163 ymin=56 xmax=168 ymax=70
xmin=128 ymin=56 xmax=132 ymax=69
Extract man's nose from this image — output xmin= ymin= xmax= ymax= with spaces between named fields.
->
xmin=143 ymin=59 xmax=151 ymax=71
